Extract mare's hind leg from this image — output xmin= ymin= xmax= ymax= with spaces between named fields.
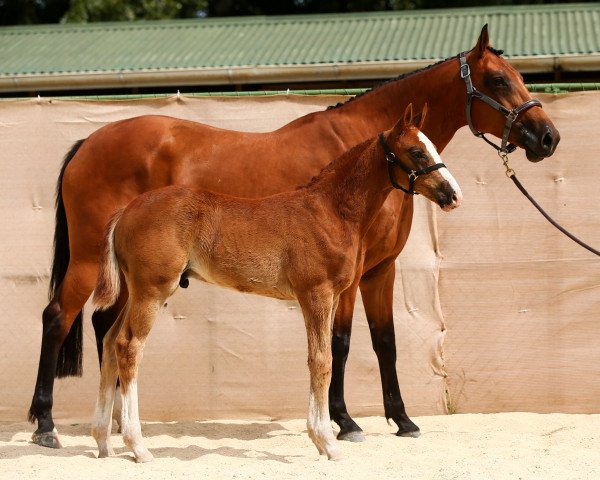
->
xmin=359 ymin=261 xmax=420 ymax=437
xmin=29 ymin=261 xmax=98 ymax=448
xmin=91 ymin=309 xmax=126 ymax=457
xmin=329 ymin=275 xmax=365 ymax=442
xmin=115 ymin=295 xmax=162 ymax=463
xmin=298 ymin=289 xmax=342 ymax=461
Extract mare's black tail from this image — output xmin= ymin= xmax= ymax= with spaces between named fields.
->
xmin=51 ymin=139 xmax=86 ymax=378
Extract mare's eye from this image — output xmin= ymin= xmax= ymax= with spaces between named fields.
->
xmin=493 ymin=76 xmax=508 ymax=87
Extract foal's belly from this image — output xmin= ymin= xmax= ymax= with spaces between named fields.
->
xmin=188 ymin=254 xmax=295 ymax=301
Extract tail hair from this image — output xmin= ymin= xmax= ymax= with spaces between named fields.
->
xmin=93 ymin=209 xmax=124 ymax=310
xmin=53 ymin=139 xmax=86 ymax=378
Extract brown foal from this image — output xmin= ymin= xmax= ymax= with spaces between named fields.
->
xmin=91 ymin=106 xmax=461 ymax=462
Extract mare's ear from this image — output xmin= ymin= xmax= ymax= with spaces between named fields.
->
xmin=474 ymin=24 xmax=489 ymax=58
xmin=413 ymin=103 xmax=428 ymax=131
xmin=402 ymin=103 xmax=414 ymax=129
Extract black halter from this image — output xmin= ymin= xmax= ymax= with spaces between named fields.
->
xmin=458 ymin=51 xmax=542 ymax=154
xmin=378 ymin=133 xmax=446 ymax=195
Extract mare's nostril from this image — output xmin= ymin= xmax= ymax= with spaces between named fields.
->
xmin=542 ymin=130 xmax=553 ymax=150
xmin=452 ymin=193 xmax=458 ymax=203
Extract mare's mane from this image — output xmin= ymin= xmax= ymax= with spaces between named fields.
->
xmin=327 ymin=46 xmax=504 ymax=111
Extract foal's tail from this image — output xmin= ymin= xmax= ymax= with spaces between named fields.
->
xmin=93 ymin=209 xmax=124 ymax=310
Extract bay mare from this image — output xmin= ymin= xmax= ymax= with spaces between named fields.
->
xmin=29 ymin=26 xmax=560 ymax=448
xmin=91 ymin=107 xmax=461 ymax=462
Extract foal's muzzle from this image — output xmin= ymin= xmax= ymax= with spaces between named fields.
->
xmin=438 ymin=181 xmax=462 ymax=211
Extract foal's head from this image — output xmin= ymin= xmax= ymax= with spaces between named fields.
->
xmin=384 ymin=104 xmax=462 ymax=212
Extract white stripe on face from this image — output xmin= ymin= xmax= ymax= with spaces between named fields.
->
xmin=417 ymin=131 xmax=463 ymax=201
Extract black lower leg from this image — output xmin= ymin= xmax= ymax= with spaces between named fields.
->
xmin=371 ymin=324 xmax=420 ymax=437
xmin=28 ymin=301 xmax=65 ymax=447
xmin=329 ymin=329 xmax=364 ymax=440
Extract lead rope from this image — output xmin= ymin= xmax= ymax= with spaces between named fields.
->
xmin=499 ymin=152 xmax=600 ymax=257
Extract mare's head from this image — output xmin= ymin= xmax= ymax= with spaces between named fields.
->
xmin=465 ymin=25 xmax=560 ymax=161
xmin=385 ymin=104 xmax=462 ymax=211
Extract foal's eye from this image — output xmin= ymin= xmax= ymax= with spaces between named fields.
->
xmin=409 ymin=147 xmax=425 ymax=159
xmin=409 ymin=147 xmax=428 ymax=166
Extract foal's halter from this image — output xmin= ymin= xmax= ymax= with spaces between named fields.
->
xmin=458 ymin=51 xmax=542 ymax=155
xmin=378 ymin=133 xmax=446 ymax=195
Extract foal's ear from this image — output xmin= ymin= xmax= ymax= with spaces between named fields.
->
xmin=474 ymin=24 xmax=490 ymax=58
xmin=402 ymin=103 xmax=414 ymax=128
xmin=413 ymin=103 xmax=428 ymax=131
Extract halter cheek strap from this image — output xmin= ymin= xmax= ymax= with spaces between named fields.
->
xmin=378 ymin=133 xmax=446 ymax=195
xmin=459 ymin=52 xmax=542 ymax=154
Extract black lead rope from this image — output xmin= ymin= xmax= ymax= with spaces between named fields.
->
xmin=499 ymin=153 xmax=600 ymax=257
xmin=508 ymin=172 xmax=600 ymax=257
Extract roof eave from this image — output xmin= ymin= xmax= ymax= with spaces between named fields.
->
xmin=2 ymin=54 xmax=600 ymax=93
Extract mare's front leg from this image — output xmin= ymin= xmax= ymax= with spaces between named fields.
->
xmin=329 ymin=275 xmax=366 ymax=442
xmin=359 ymin=261 xmax=420 ymax=437
xmin=298 ymin=289 xmax=342 ymax=461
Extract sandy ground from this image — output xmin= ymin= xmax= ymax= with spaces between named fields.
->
xmin=1 ymin=413 xmax=598 ymax=480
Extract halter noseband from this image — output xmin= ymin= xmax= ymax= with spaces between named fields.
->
xmin=378 ymin=133 xmax=446 ymax=195
xmin=458 ymin=51 xmax=542 ymax=155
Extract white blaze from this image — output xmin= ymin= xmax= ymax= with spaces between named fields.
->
xmin=417 ymin=131 xmax=463 ymax=202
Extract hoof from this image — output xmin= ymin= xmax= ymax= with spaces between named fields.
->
xmin=327 ymin=449 xmax=343 ymax=461
xmin=396 ymin=428 xmax=421 ymax=438
xmin=31 ymin=428 xmax=62 ymax=449
xmin=97 ymin=447 xmax=115 ymax=458
xmin=135 ymin=450 xmax=154 ymax=463
xmin=337 ymin=430 xmax=365 ymax=442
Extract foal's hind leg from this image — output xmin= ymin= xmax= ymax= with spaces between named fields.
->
xmin=298 ymin=289 xmax=342 ymax=461
xmin=360 ymin=261 xmax=420 ymax=437
xmin=115 ymin=296 xmax=162 ymax=463
xmin=329 ymin=275 xmax=366 ymax=442
xmin=92 ymin=287 xmax=128 ymax=433
xmin=91 ymin=309 xmax=125 ymax=458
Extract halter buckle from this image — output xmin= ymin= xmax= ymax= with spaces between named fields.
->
xmin=460 ymin=63 xmax=470 ymax=79
xmin=408 ymin=171 xmax=417 ymax=182
xmin=507 ymin=110 xmax=519 ymax=121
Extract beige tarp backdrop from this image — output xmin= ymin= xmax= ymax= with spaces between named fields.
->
xmin=0 ymin=92 xmax=598 ymax=424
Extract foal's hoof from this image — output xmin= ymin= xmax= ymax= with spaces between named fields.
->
xmin=337 ymin=429 xmax=365 ymax=442
xmin=396 ymin=428 xmax=421 ymax=438
xmin=135 ymin=450 xmax=154 ymax=463
xmin=31 ymin=428 xmax=62 ymax=449
xmin=327 ymin=448 xmax=343 ymax=461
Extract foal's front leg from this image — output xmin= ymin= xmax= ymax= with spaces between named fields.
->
xmin=329 ymin=275 xmax=366 ymax=442
xmin=298 ymin=290 xmax=342 ymax=461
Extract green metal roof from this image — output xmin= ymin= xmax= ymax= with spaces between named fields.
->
xmin=1 ymin=3 xmax=600 ymax=91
